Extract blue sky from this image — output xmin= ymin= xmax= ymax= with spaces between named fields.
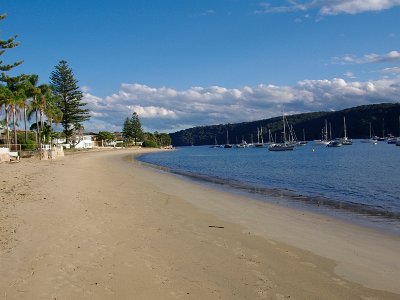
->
xmin=1 ymin=0 xmax=400 ymax=132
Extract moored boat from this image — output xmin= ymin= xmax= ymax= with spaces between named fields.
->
xmin=268 ymin=112 xmax=294 ymax=152
xmin=339 ymin=116 xmax=352 ymax=145
xmin=361 ymin=123 xmax=378 ymax=144
xmin=326 ymin=140 xmax=342 ymax=147
xmin=224 ymin=129 xmax=232 ymax=148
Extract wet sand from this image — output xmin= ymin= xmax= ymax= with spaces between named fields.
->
xmin=0 ymin=149 xmax=399 ymax=299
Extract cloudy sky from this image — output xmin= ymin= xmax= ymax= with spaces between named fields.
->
xmin=2 ymin=0 xmax=400 ymax=132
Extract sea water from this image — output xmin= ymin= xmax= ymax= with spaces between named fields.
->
xmin=137 ymin=141 xmax=400 ymax=232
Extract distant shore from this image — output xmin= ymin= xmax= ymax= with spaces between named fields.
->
xmin=1 ymin=148 xmax=399 ymax=299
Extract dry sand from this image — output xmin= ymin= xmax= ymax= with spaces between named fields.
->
xmin=0 ymin=149 xmax=399 ymax=299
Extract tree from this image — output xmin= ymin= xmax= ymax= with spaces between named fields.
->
xmin=0 ymin=13 xmax=23 ymax=146
xmin=2 ymin=75 xmax=27 ymax=146
xmin=50 ymin=60 xmax=89 ymax=143
xmin=0 ymin=85 xmax=12 ymax=145
xmin=122 ymin=117 xmax=132 ymax=142
xmin=130 ymin=112 xmax=143 ymax=145
xmin=97 ymin=131 xmax=115 ymax=146
xmin=0 ymin=14 xmax=23 ymax=79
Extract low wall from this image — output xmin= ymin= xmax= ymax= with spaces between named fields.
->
xmin=0 ymin=153 xmax=10 ymax=163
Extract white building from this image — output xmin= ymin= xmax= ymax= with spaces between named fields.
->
xmin=52 ymin=134 xmax=94 ymax=149
xmin=75 ymin=135 xmax=94 ymax=149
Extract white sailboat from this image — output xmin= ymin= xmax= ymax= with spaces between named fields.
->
xmin=361 ymin=122 xmax=378 ymax=144
xmin=339 ymin=116 xmax=352 ymax=145
xmin=314 ymin=120 xmax=330 ymax=145
xmin=268 ymin=113 xmax=294 ymax=151
xmin=224 ymin=129 xmax=232 ymax=148
xmin=254 ymin=127 xmax=264 ymax=147
xmin=297 ymin=128 xmax=307 ymax=146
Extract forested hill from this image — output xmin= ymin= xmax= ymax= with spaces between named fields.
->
xmin=169 ymin=103 xmax=400 ymax=146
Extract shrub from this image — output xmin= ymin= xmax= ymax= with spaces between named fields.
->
xmin=22 ymin=139 xmax=37 ymax=150
xmin=142 ymin=140 xmax=158 ymax=148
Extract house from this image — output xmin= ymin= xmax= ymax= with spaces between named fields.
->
xmin=74 ymin=134 xmax=94 ymax=149
xmin=52 ymin=134 xmax=94 ymax=149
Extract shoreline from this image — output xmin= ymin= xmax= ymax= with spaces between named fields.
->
xmin=132 ymin=151 xmax=400 ymax=294
xmin=1 ymin=149 xmax=399 ymax=298
xmin=136 ymin=151 xmax=400 ymax=237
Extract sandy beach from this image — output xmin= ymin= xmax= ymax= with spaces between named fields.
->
xmin=1 ymin=149 xmax=399 ymax=299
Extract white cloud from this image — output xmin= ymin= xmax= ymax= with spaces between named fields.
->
xmin=344 ymin=71 xmax=357 ymax=78
xmin=333 ymin=50 xmax=400 ymax=64
xmin=382 ymin=66 xmax=400 ymax=74
xmin=320 ymin=0 xmax=400 ymax=15
xmin=82 ymin=77 xmax=400 ymax=133
xmin=255 ymin=0 xmax=400 ymax=15
xmin=201 ymin=9 xmax=215 ymax=16
xmin=81 ymin=86 xmax=91 ymax=93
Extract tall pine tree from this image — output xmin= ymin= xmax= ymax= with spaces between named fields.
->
xmin=122 ymin=117 xmax=133 ymax=142
xmin=130 ymin=112 xmax=143 ymax=145
xmin=121 ymin=112 xmax=143 ymax=145
xmin=50 ymin=60 xmax=89 ymax=143
xmin=0 ymin=14 xmax=23 ymax=79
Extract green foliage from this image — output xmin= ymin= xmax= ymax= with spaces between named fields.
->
xmin=122 ymin=112 xmax=143 ymax=145
xmin=21 ymin=139 xmax=37 ymax=150
xmin=50 ymin=60 xmax=89 ymax=143
xmin=130 ymin=112 xmax=143 ymax=144
xmin=142 ymin=140 xmax=158 ymax=148
xmin=97 ymin=131 xmax=115 ymax=143
xmin=0 ymin=13 xmax=23 ymax=77
xmin=122 ymin=117 xmax=132 ymax=142
xmin=169 ymin=103 xmax=400 ymax=146
xmin=141 ymin=131 xmax=172 ymax=148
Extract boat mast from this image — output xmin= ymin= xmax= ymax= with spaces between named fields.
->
xmin=344 ymin=116 xmax=347 ymax=139
xmin=369 ymin=122 xmax=372 ymax=139
xmin=324 ymin=120 xmax=328 ymax=140
xmin=329 ymin=122 xmax=332 ymax=140
xmin=282 ymin=114 xmax=286 ymax=143
xmin=260 ymin=127 xmax=264 ymax=144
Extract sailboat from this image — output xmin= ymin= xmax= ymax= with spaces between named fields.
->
xmin=297 ymin=128 xmax=307 ymax=146
xmin=211 ymin=136 xmax=223 ymax=148
xmin=254 ymin=127 xmax=264 ymax=147
xmin=265 ymin=128 xmax=275 ymax=146
xmin=224 ymin=129 xmax=232 ymax=148
xmin=387 ymin=116 xmax=400 ymax=144
xmin=268 ymin=113 xmax=294 ymax=151
xmin=376 ymin=118 xmax=386 ymax=141
xmin=314 ymin=120 xmax=330 ymax=145
xmin=339 ymin=116 xmax=352 ymax=145
xmin=361 ymin=122 xmax=378 ymax=144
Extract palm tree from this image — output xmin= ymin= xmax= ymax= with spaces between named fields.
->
xmin=23 ymin=75 xmax=41 ymax=142
xmin=44 ymin=90 xmax=62 ymax=131
xmin=37 ymin=84 xmax=50 ymax=132
xmin=27 ymin=91 xmax=42 ymax=143
xmin=28 ymin=83 xmax=48 ymax=143
xmin=9 ymin=89 xmax=25 ymax=146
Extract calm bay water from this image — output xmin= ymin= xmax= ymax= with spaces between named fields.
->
xmin=137 ymin=141 xmax=400 ymax=229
